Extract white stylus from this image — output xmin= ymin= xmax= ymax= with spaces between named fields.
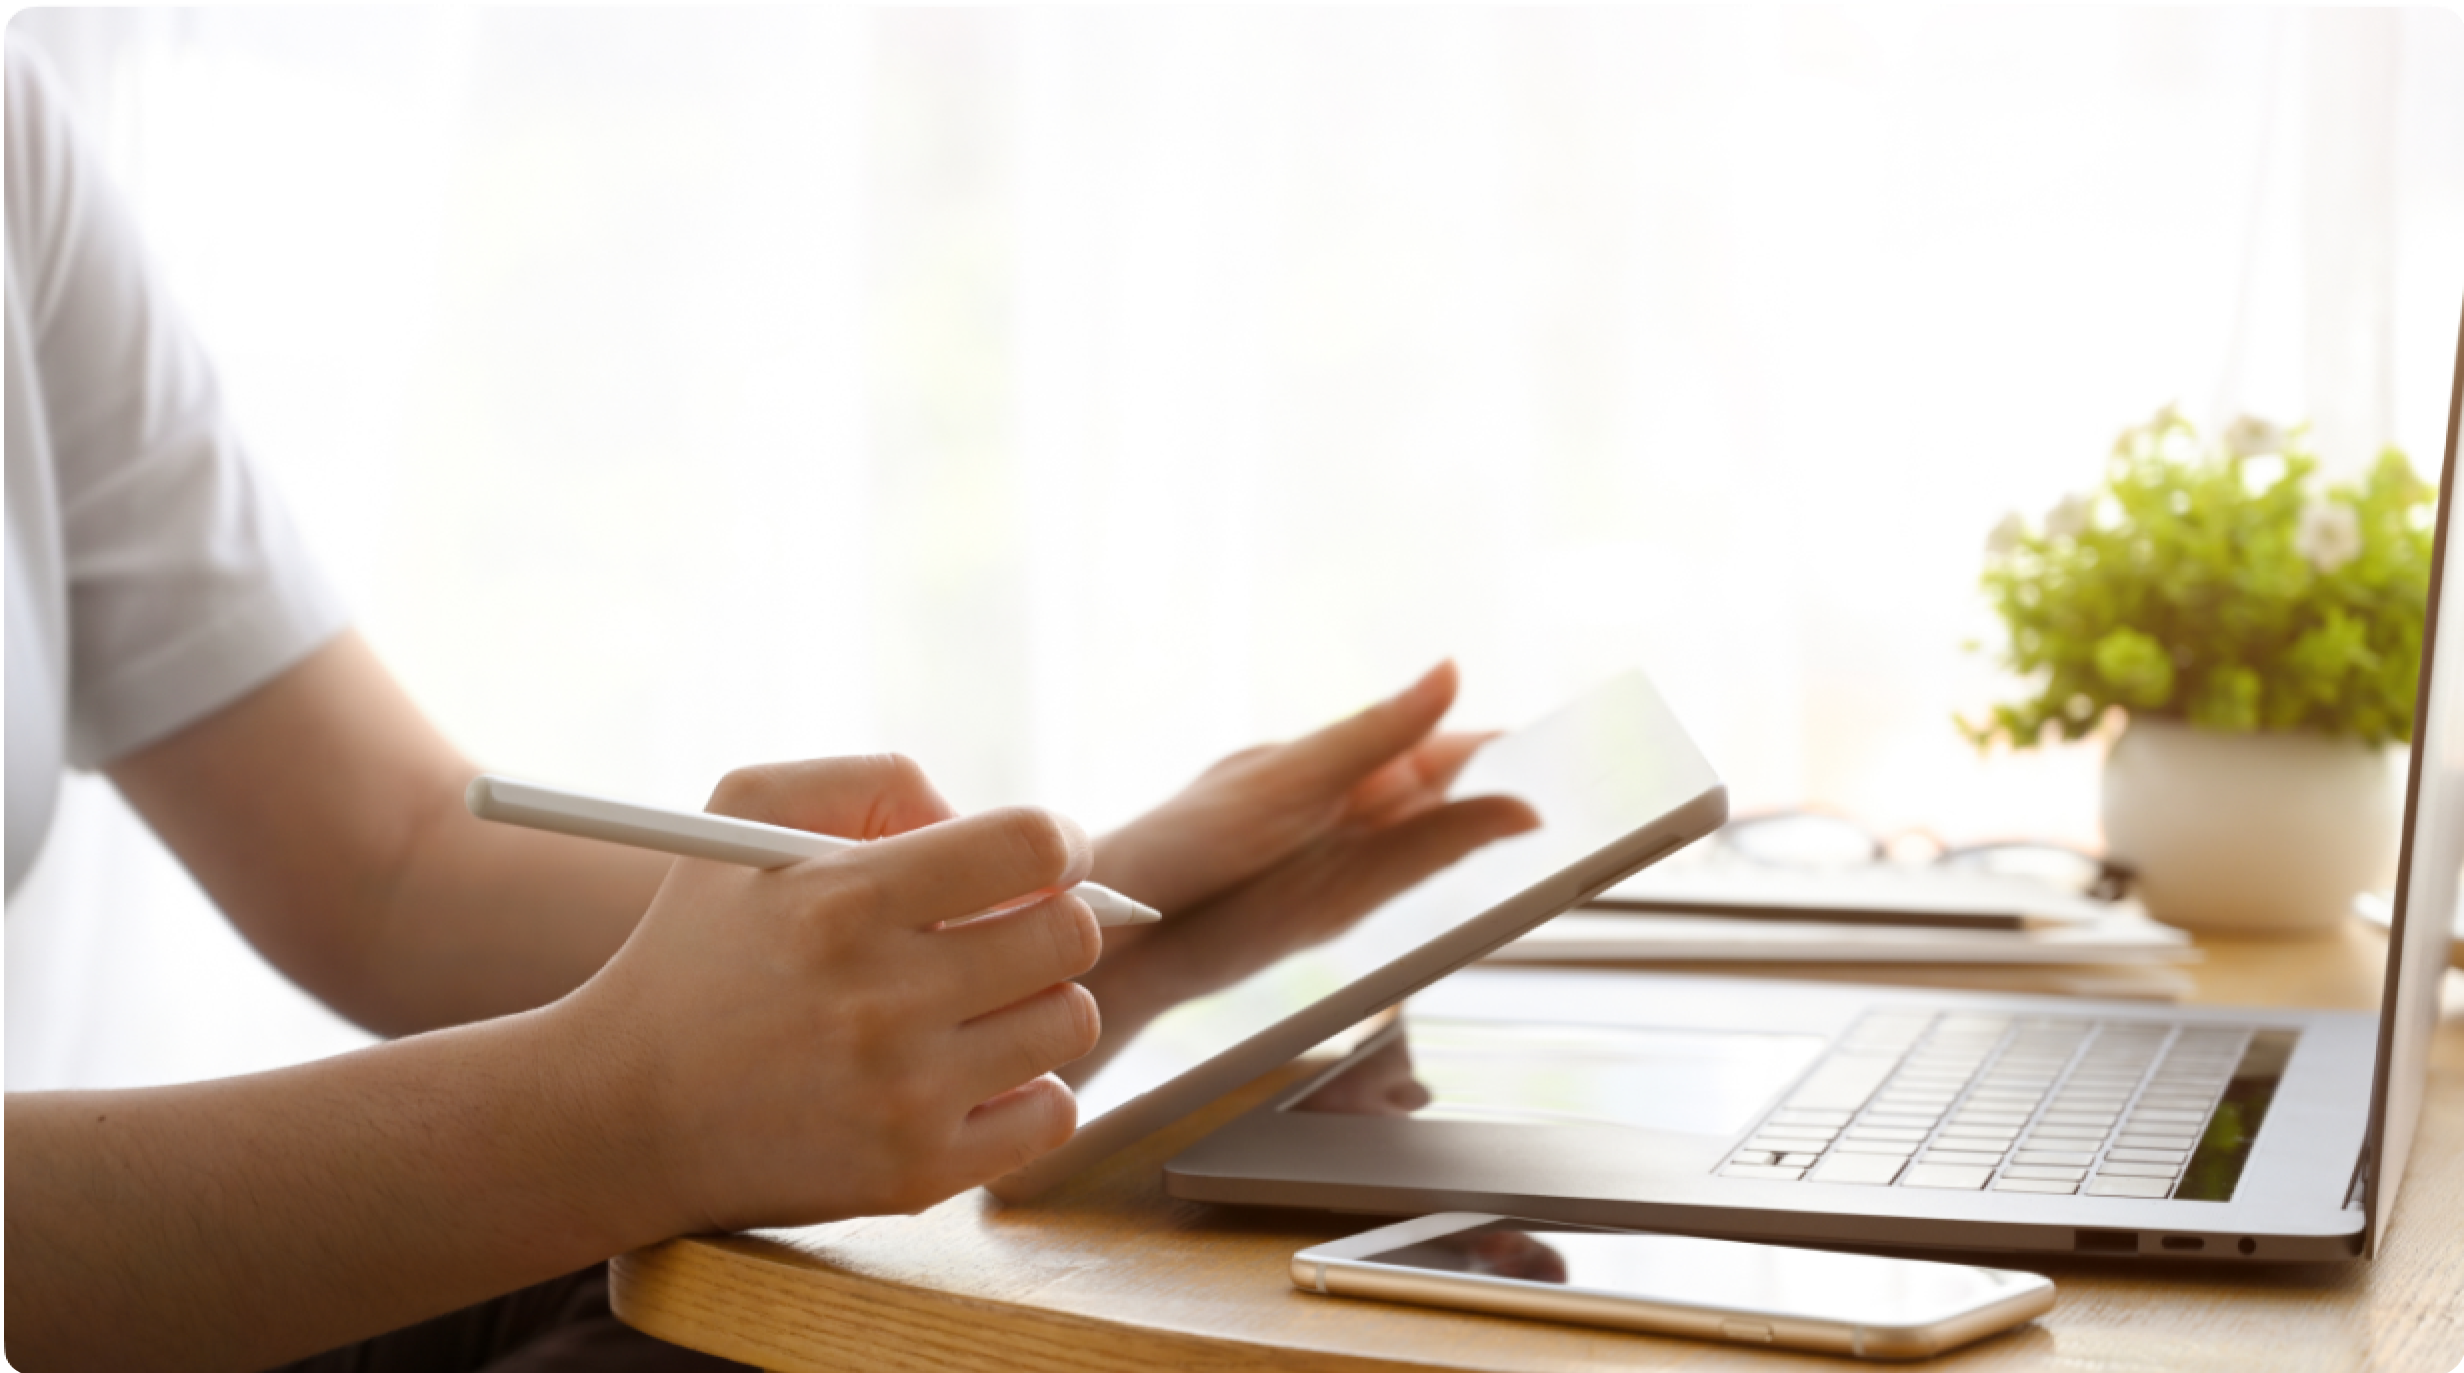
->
xmin=466 ymin=774 xmax=1160 ymax=927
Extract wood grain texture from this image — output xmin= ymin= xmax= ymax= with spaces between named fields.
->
xmin=614 ymin=920 xmax=2464 ymax=1373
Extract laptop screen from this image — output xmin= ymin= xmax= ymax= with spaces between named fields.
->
xmin=2364 ymin=298 xmax=2464 ymax=1258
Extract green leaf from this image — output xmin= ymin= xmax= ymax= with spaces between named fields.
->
xmin=1965 ymin=413 xmax=2437 ymax=750
xmin=2092 ymin=627 xmax=2175 ymax=710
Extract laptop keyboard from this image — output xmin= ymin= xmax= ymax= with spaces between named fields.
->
xmin=1719 ymin=1012 xmax=2270 ymax=1199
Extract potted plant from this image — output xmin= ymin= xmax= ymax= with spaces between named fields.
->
xmin=1965 ymin=406 xmax=2437 ymax=934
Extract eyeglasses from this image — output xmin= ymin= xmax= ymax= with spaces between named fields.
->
xmin=1711 ymin=809 xmax=2136 ymax=903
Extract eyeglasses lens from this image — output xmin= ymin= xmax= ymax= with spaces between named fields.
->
xmin=1717 ymin=813 xmax=1881 ymax=867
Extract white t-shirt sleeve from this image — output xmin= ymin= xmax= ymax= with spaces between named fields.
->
xmin=7 ymin=43 xmax=349 ymax=770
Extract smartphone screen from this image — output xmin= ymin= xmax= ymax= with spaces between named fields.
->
xmin=1356 ymin=1220 xmax=2041 ymax=1329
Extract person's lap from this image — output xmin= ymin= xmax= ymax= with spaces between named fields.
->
xmin=270 ymin=1265 xmax=749 ymax=1373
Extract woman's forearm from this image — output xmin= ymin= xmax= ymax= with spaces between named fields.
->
xmin=366 ymin=789 xmax=671 ymax=1033
xmin=109 ymin=632 xmax=671 ymax=1038
xmin=3 ymin=1003 xmax=671 ymax=1373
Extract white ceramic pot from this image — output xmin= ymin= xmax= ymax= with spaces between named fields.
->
xmin=2101 ymin=718 xmax=2399 ymax=935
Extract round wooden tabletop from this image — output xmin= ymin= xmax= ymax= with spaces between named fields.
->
xmin=613 ymin=920 xmax=2464 ymax=1373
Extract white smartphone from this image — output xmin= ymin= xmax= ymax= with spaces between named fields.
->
xmin=1292 ymin=1213 xmax=2055 ymax=1360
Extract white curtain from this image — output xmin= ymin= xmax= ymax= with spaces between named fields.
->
xmin=9 ymin=6 xmax=2461 ymax=1091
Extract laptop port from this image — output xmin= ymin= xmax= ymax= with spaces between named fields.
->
xmin=2074 ymin=1229 xmax=2138 ymax=1253
xmin=2160 ymin=1236 xmax=2205 ymax=1251
xmin=2238 ymin=1237 xmax=2257 ymax=1255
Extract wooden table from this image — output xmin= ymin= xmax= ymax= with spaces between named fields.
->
xmin=612 ymin=921 xmax=2464 ymax=1373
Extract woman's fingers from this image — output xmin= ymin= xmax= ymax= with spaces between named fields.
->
xmin=928 ymin=894 xmax=1103 ymax=1021
xmin=1306 ymin=793 xmax=1541 ymax=919
xmin=1267 ymin=660 xmax=1459 ymax=801
xmin=948 ymin=1073 xmax=1082 ymax=1185
xmin=591 ymin=748 xmax=1122 ymax=1231
xmin=704 ymin=754 xmax=958 ymax=839
xmin=1344 ymin=729 xmax=1499 ymax=824
xmin=1407 ymin=730 xmax=1499 ymax=793
xmin=826 ymin=804 xmax=1094 ymax=933
xmin=950 ymin=982 xmax=1104 ymax=1106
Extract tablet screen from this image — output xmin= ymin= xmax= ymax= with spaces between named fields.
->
xmin=1075 ymin=670 xmax=1722 ymax=1122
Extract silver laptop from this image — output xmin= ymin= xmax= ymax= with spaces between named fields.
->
xmin=1162 ymin=308 xmax=2463 ymax=1263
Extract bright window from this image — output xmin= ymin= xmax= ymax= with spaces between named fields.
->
xmin=9 ymin=6 xmax=2461 ymax=1089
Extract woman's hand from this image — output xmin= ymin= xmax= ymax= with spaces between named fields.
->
xmin=553 ymin=755 xmax=1107 ymax=1236
xmin=9 ymin=752 xmax=1112 ymax=1371
xmin=1073 ymin=662 xmax=1537 ymax=1060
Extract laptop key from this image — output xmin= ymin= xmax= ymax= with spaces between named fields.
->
xmin=1926 ymin=1136 xmax=2009 ymax=1151
xmin=1776 ymin=1152 xmax=1823 ymax=1168
xmin=2012 ymin=1150 xmax=2097 ymax=1167
xmin=1920 ymin=1149 xmax=2007 ymax=1167
xmin=1900 ymin=1163 xmax=1995 ymax=1190
xmin=1935 ymin=1015 xmax=2012 ymax=1034
xmin=1731 ymin=1151 xmax=1777 ymax=1166
xmin=1846 ymin=1126 xmax=1930 ymax=1142
xmin=2002 ymin=1164 xmax=2087 ymax=1181
xmin=1720 ymin=1163 xmax=1808 ymax=1181
xmin=2107 ymin=1148 xmax=2190 ymax=1165
xmin=1993 ymin=1177 xmax=2079 ymax=1195
xmin=2087 ymin=1175 xmax=2174 ymax=1198
xmin=1809 ymin=1153 xmax=1906 ymax=1186
xmin=1746 ymin=1136 xmax=1824 ymax=1154
xmin=2116 ymin=1133 xmax=2198 ymax=1150
xmin=1785 ymin=1055 xmax=1900 ymax=1112
xmin=1834 ymin=1139 xmax=1918 ymax=1157
xmin=2098 ymin=1160 xmax=2182 ymax=1179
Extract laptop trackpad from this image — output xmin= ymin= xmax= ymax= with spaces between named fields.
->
xmin=1289 ymin=1016 xmax=1829 ymax=1138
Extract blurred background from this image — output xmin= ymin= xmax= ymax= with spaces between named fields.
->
xmin=8 ymin=5 xmax=2462 ymax=1090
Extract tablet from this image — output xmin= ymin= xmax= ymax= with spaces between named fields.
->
xmin=990 ymin=669 xmax=1727 ymax=1201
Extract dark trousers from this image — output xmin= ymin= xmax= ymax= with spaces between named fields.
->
xmin=268 ymin=1264 xmax=751 ymax=1373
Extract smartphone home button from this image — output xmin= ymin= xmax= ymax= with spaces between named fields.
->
xmin=1719 ymin=1319 xmax=1775 ymax=1344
